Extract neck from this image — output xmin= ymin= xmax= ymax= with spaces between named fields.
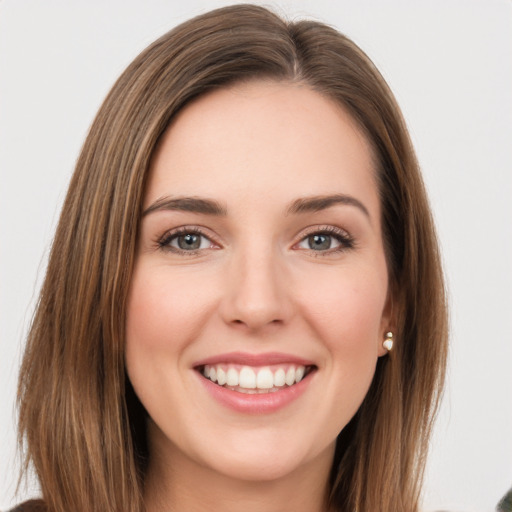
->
xmin=144 ymin=426 xmax=334 ymax=512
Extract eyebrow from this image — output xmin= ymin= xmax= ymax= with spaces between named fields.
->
xmin=142 ymin=196 xmax=227 ymax=217
xmin=286 ymin=194 xmax=370 ymax=218
xmin=142 ymin=193 xmax=369 ymax=219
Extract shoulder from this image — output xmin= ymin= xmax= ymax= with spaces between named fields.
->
xmin=7 ymin=499 xmax=47 ymax=512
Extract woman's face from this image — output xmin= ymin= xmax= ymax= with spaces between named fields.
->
xmin=126 ymin=81 xmax=391 ymax=483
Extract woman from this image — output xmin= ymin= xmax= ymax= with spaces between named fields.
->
xmin=14 ymin=4 xmax=448 ymax=512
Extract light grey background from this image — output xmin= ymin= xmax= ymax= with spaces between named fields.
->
xmin=1 ymin=1 xmax=511 ymax=510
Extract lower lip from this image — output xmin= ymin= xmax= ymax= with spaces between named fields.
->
xmin=196 ymin=371 xmax=314 ymax=414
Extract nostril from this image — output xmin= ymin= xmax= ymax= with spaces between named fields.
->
xmin=230 ymin=317 xmax=283 ymax=329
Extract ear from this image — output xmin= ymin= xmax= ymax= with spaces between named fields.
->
xmin=377 ymin=286 xmax=397 ymax=357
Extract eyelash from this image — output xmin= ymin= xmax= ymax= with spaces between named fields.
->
xmin=157 ymin=226 xmax=219 ymax=255
xmin=156 ymin=225 xmax=355 ymax=256
xmin=295 ymin=225 xmax=355 ymax=255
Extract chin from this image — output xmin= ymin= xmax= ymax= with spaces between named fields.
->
xmin=191 ymin=429 xmax=334 ymax=484
xmin=207 ymin=451 xmax=310 ymax=483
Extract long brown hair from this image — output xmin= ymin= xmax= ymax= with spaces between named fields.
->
xmin=17 ymin=4 xmax=448 ymax=512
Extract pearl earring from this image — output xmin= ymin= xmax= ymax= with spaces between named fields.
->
xmin=383 ymin=332 xmax=394 ymax=352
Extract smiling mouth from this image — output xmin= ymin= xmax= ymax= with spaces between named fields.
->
xmin=197 ymin=364 xmax=317 ymax=394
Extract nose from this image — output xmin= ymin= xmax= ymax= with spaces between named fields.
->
xmin=220 ymin=244 xmax=292 ymax=332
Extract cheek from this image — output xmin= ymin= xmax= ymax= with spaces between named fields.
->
xmin=299 ymin=267 xmax=387 ymax=343
xmin=294 ymin=263 xmax=387 ymax=391
xmin=125 ymin=264 xmax=213 ymax=354
xmin=124 ymin=263 xmax=220 ymax=421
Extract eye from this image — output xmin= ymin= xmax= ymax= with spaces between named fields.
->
xmin=297 ymin=233 xmax=341 ymax=251
xmin=295 ymin=227 xmax=354 ymax=253
xmin=301 ymin=233 xmax=337 ymax=251
xmin=158 ymin=228 xmax=217 ymax=253
xmin=172 ymin=233 xmax=209 ymax=250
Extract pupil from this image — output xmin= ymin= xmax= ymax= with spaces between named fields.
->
xmin=178 ymin=233 xmax=200 ymax=250
xmin=309 ymin=234 xmax=330 ymax=250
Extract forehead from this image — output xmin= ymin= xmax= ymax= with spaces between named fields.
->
xmin=146 ymin=80 xmax=379 ymax=216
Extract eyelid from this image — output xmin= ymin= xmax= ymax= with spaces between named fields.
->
xmin=154 ymin=224 xmax=355 ymax=255
xmin=156 ymin=225 xmax=222 ymax=254
xmin=292 ymin=225 xmax=355 ymax=253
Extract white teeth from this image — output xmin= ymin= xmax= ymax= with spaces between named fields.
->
xmin=274 ymin=368 xmax=285 ymax=387
xmin=256 ymin=367 xmax=273 ymax=389
xmin=226 ymin=368 xmax=239 ymax=386
xmin=239 ymin=366 xmax=256 ymax=389
xmin=216 ymin=367 xmax=227 ymax=386
xmin=201 ymin=363 xmax=310 ymax=392
xmin=285 ymin=367 xmax=296 ymax=386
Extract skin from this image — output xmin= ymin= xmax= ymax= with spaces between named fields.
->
xmin=125 ymin=80 xmax=392 ymax=512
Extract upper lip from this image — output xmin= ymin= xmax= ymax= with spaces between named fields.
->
xmin=192 ymin=351 xmax=316 ymax=368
